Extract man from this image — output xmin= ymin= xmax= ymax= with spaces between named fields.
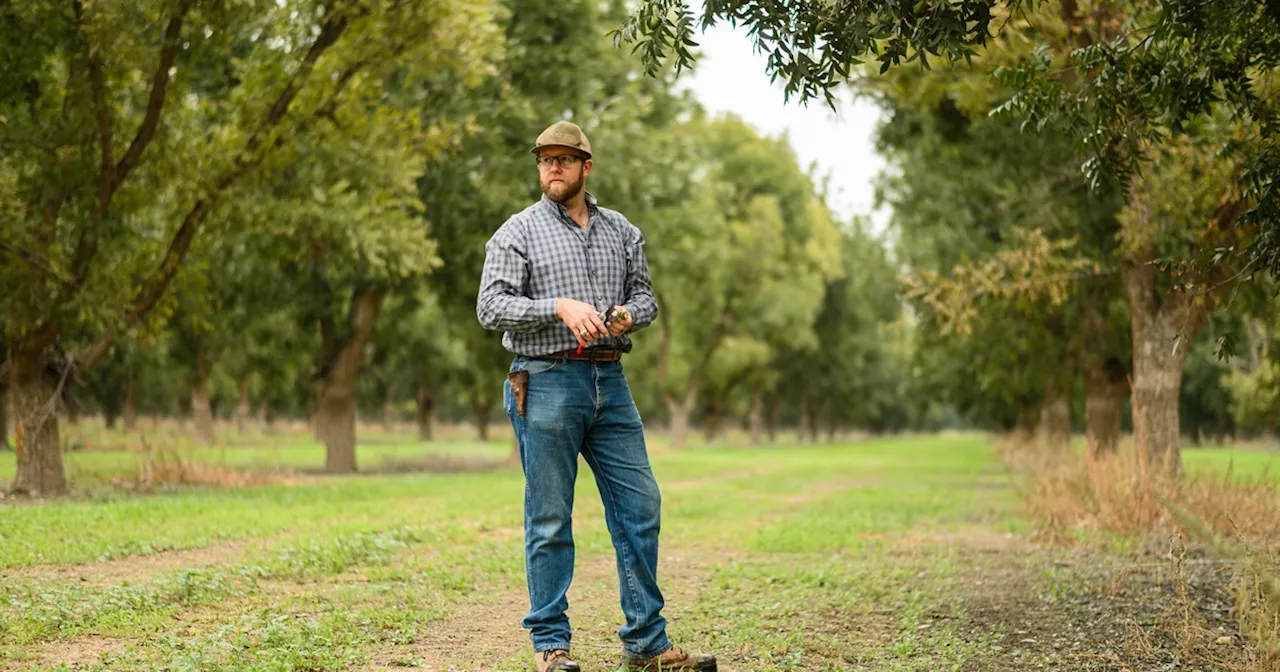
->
xmin=477 ymin=120 xmax=717 ymax=672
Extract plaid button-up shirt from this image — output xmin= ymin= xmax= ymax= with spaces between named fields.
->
xmin=477 ymin=193 xmax=659 ymax=357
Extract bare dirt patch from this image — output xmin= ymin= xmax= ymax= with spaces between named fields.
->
xmin=945 ymin=542 xmax=1258 ymax=671
xmin=364 ymin=547 xmax=724 ymax=672
xmin=9 ymin=540 xmax=258 ymax=587
xmin=3 ymin=636 xmax=130 ymax=672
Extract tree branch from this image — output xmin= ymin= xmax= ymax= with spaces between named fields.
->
xmin=78 ymin=27 xmax=111 ymax=293
xmin=76 ymin=198 xmax=208 ymax=371
xmin=77 ymin=4 xmax=359 ymax=373
xmin=114 ymin=0 xmax=190 ymax=188
xmin=78 ymin=0 xmax=115 ymax=218
xmin=0 ymin=239 xmax=71 ymax=289
xmin=238 ymin=6 xmax=354 ymax=165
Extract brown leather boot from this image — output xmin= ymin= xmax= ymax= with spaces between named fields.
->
xmin=625 ymin=645 xmax=717 ymax=671
xmin=532 ymin=648 xmax=580 ymax=672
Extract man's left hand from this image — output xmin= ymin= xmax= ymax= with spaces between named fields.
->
xmin=607 ymin=306 xmax=632 ymax=337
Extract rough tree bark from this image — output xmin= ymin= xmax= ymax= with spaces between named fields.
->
xmin=313 ymin=286 xmax=387 ymax=474
xmin=9 ymin=343 xmax=66 ymax=494
xmin=1121 ymin=261 xmax=1212 ymax=476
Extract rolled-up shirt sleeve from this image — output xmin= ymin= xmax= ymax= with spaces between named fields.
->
xmin=621 ymin=224 xmax=659 ymax=332
xmin=477 ymin=224 xmax=560 ymax=333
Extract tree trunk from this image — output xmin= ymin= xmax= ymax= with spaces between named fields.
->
xmin=0 ymin=382 xmax=10 ymax=451
xmin=806 ymin=401 xmax=821 ymax=444
xmin=472 ymin=398 xmax=492 ymax=441
xmin=314 ymin=385 xmax=357 ymax=473
xmin=104 ymin=409 xmax=119 ymax=430
xmin=415 ymin=381 xmax=437 ymax=442
xmin=1081 ymin=299 xmax=1127 ymax=458
xmin=665 ymin=390 xmax=696 ymax=448
xmin=191 ymin=351 xmax=216 ymax=447
xmin=797 ymin=397 xmax=811 ymax=443
xmin=747 ymin=387 xmax=764 ymax=446
xmin=313 ymin=286 xmax=387 ymax=474
xmin=1084 ymin=363 xmax=1126 ymax=458
xmin=234 ymin=374 xmax=252 ymax=434
xmin=122 ymin=378 xmax=138 ymax=433
xmin=1040 ymin=382 xmax=1071 ymax=453
xmin=382 ymin=391 xmax=395 ymax=432
xmin=765 ymin=397 xmax=780 ymax=443
xmin=702 ymin=405 xmax=723 ymax=444
xmin=10 ymin=345 xmax=67 ymax=495
xmin=1122 ymin=262 xmax=1210 ymax=477
xmin=1012 ymin=405 xmax=1039 ymax=448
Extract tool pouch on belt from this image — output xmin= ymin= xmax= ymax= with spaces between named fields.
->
xmin=507 ymin=370 xmax=529 ymax=416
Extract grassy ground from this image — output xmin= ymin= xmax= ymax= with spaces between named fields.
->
xmin=1 ymin=428 xmax=1277 ymax=671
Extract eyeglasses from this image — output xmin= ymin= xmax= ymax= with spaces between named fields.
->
xmin=535 ymin=155 xmax=583 ymax=169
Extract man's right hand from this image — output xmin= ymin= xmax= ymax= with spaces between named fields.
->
xmin=556 ymin=298 xmax=608 ymax=348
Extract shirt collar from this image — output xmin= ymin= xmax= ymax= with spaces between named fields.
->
xmin=540 ymin=191 xmax=598 ymax=221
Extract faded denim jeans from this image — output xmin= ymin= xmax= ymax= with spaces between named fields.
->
xmin=503 ymin=355 xmax=671 ymax=659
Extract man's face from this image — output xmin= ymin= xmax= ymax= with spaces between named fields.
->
xmin=536 ymin=147 xmax=591 ymax=203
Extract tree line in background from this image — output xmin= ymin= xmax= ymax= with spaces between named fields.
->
xmin=623 ymin=0 xmax=1280 ymax=471
xmin=2 ymin=0 xmax=1278 ymax=496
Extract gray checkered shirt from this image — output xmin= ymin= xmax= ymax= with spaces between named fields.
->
xmin=477 ymin=192 xmax=659 ymax=356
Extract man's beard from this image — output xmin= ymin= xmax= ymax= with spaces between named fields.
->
xmin=541 ymin=173 xmax=584 ymax=203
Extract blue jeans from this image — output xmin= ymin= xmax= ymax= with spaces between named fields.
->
xmin=503 ymin=355 xmax=671 ymax=659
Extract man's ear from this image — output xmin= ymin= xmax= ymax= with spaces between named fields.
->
xmin=582 ymin=158 xmax=593 ymax=178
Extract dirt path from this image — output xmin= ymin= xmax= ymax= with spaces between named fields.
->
xmin=366 ymin=545 xmax=725 ymax=672
xmin=4 ymin=539 xmax=260 ymax=587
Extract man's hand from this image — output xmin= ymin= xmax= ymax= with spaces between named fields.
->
xmin=556 ymin=298 xmax=608 ymax=348
xmin=607 ymin=306 xmax=632 ymax=337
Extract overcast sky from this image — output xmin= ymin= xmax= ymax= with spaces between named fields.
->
xmin=678 ymin=19 xmax=889 ymax=230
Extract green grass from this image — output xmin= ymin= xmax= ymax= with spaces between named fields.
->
xmin=0 ymin=431 xmax=1276 ymax=671
xmin=0 ymin=431 xmax=510 ymax=484
xmin=1183 ymin=445 xmax=1280 ymax=478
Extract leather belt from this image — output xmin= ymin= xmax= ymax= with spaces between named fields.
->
xmin=536 ymin=348 xmax=622 ymax=363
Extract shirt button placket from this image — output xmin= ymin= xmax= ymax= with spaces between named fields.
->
xmin=584 ymin=232 xmax=599 ymax=309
